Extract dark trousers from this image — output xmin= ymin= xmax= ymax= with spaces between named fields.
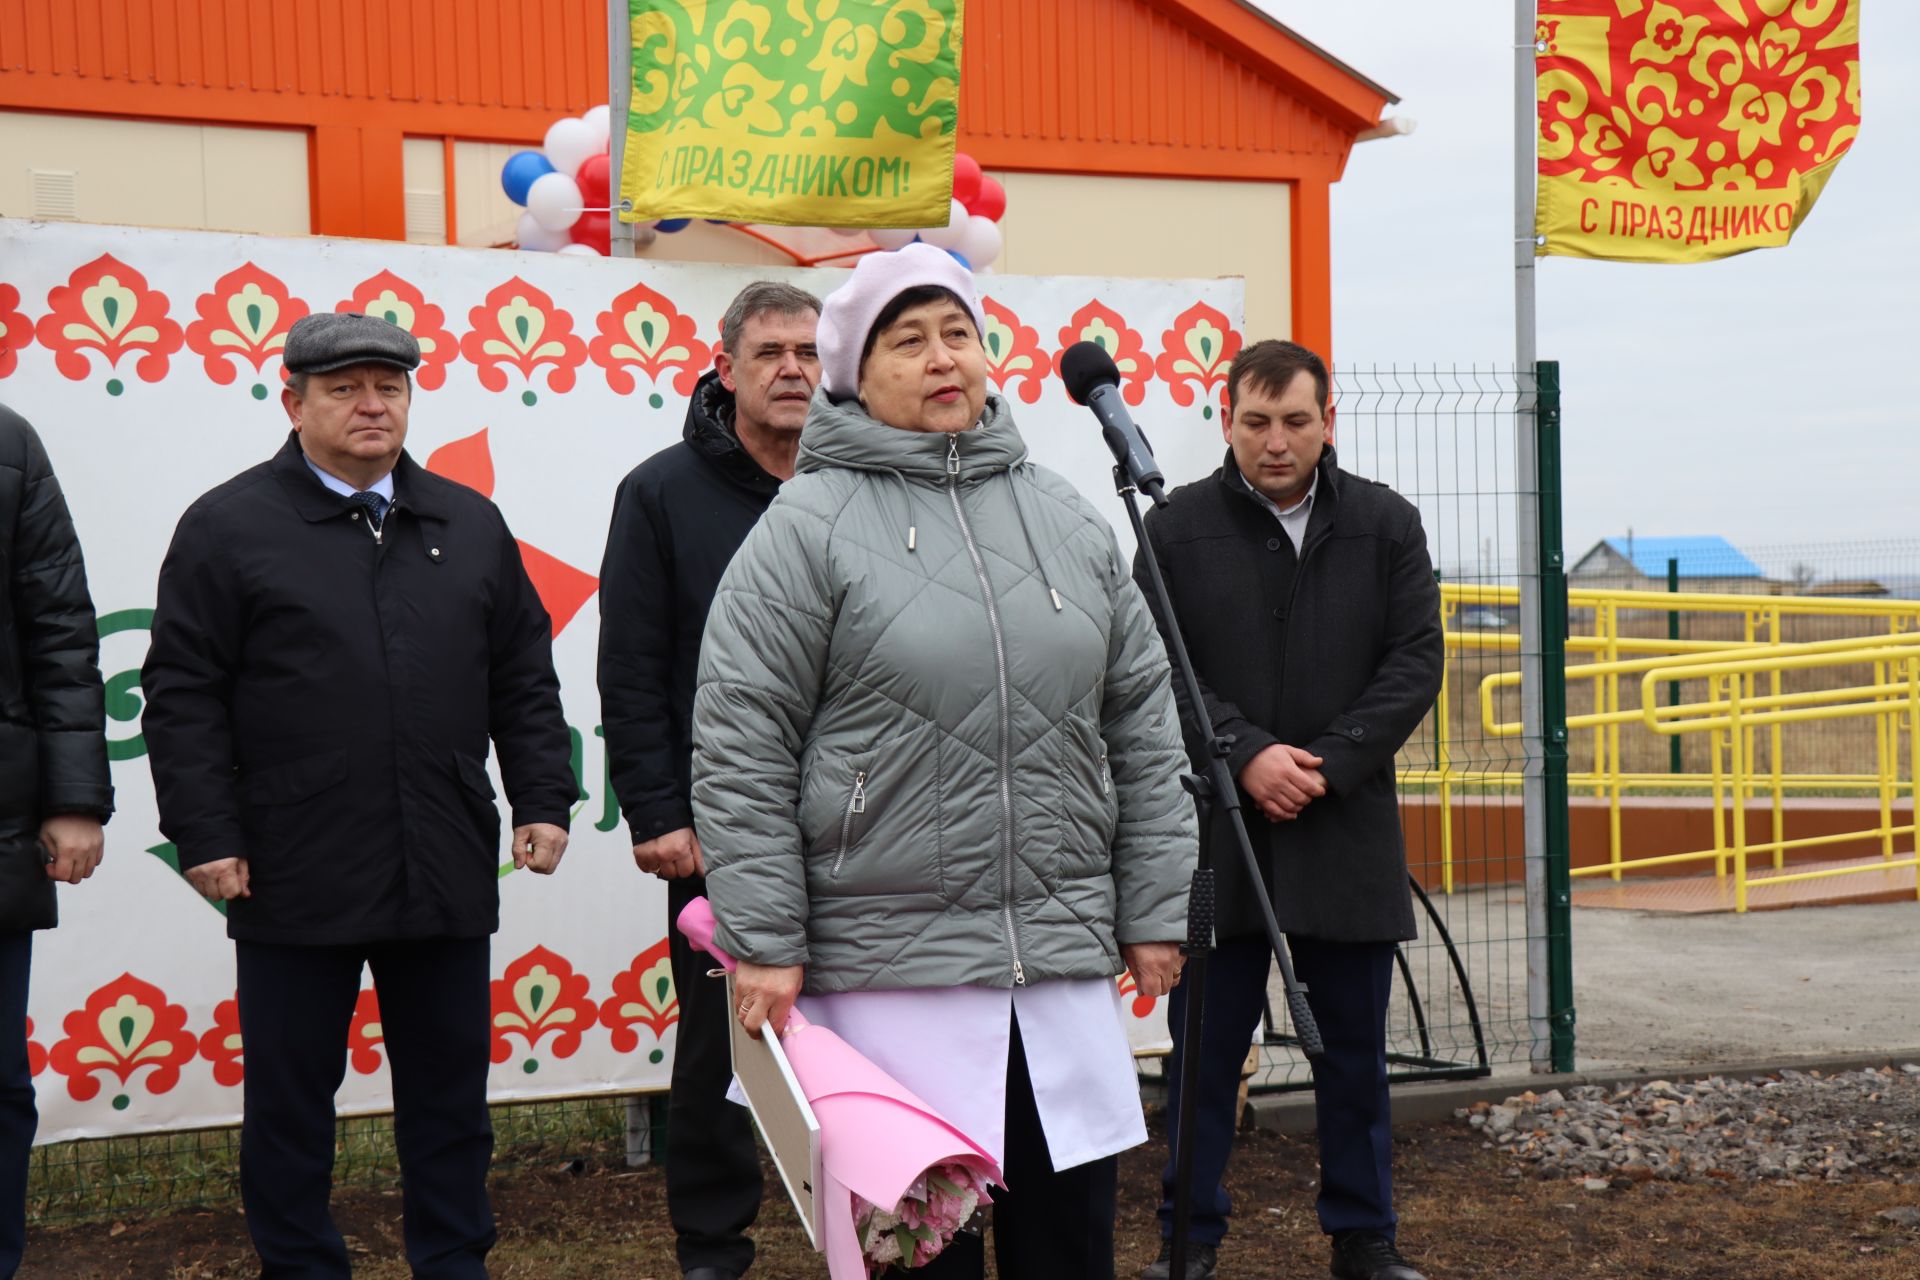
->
xmin=236 ymin=937 xmax=495 ymax=1279
xmin=665 ymin=874 xmax=761 ymax=1277
xmin=0 ymin=933 xmax=33 ymax=1280
xmin=1158 ymin=934 xmax=1398 ymax=1245
xmin=887 ymin=1013 xmax=1119 ymax=1280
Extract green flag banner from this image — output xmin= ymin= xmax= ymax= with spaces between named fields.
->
xmin=620 ymin=0 xmax=964 ymax=228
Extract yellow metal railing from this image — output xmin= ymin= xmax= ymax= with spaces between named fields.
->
xmin=1436 ymin=583 xmax=1920 ymax=911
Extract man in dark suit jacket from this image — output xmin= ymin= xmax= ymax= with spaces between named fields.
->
xmin=1135 ymin=340 xmax=1443 ymax=1280
xmin=142 ymin=313 xmax=577 ymax=1280
xmin=597 ymin=280 xmax=820 ymax=1280
xmin=0 ymin=405 xmax=112 ymax=1276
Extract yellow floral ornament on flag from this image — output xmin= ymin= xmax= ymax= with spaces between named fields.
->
xmin=1535 ymin=0 xmax=1859 ymax=263
xmin=621 ymin=0 xmax=963 ymax=227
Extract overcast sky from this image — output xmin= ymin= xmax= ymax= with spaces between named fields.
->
xmin=1253 ymin=2 xmax=1917 ymax=560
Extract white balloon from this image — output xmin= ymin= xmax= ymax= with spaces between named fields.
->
xmin=581 ymin=104 xmax=612 ymax=144
xmin=869 ymin=227 xmax=918 ymax=250
xmin=543 ymin=117 xmax=600 ymax=177
xmin=515 ymin=211 xmax=569 ymax=252
xmin=920 ymin=199 xmax=969 ymax=250
xmin=557 ymin=243 xmax=602 ymax=256
xmin=525 ymin=172 xmax=584 ymax=232
xmin=954 ymin=215 xmax=1003 ymax=268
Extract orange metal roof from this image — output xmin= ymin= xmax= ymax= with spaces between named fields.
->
xmin=958 ymin=0 xmax=1394 ymax=183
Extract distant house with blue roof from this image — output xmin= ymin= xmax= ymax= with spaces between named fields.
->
xmin=1570 ymin=536 xmax=1767 ymax=592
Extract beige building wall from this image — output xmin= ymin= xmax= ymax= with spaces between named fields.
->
xmin=996 ymin=172 xmax=1291 ymax=342
xmin=451 ymin=140 xmax=529 ymax=249
xmin=401 ymin=137 xmax=447 ymax=245
xmin=0 ymin=110 xmax=308 ymax=235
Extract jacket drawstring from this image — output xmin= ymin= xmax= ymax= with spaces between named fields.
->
xmin=1007 ymin=472 xmax=1063 ymax=612
xmin=879 ymin=467 xmax=918 ymax=551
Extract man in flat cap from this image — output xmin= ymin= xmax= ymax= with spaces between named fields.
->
xmin=142 ymin=312 xmax=578 ymax=1278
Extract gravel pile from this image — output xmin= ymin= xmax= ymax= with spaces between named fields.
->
xmin=1458 ymin=1065 xmax=1920 ymax=1187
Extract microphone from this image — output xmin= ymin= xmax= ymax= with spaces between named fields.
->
xmin=1061 ymin=341 xmax=1168 ymax=506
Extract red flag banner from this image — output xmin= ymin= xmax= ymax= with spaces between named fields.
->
xmin=1536 ymin=0 xmax=1860 ymax=263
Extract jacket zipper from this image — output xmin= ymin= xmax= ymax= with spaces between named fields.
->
xmin=945 ymin=435 xmax=1026 ymax=986
xmin=1100 ymin=750 xmax=1110 ymax=795
xmin=830 ymin=771 xmax=867 ymax=878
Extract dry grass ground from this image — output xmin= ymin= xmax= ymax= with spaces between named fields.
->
xmin=25 ymin=1115 xmax=1920 ymax=1279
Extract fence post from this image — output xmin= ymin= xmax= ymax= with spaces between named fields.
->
xmin=1668 ymin=557 xmax=1682 ymax=775
xmin=1535 ymin=361 xmax=1575 ymax=1072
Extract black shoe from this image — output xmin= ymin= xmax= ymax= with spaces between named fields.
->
xmin=1139 ymin=1237 xmax=1218 ymax=1280
xmin=683 ymin=1269 xmax=739 ymax=1280
xmin=1330 ymin=1231 xmax=1427 ymax=1280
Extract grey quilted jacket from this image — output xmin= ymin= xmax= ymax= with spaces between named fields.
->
xmin=691 ymin=391 xmax=1195 ymax=993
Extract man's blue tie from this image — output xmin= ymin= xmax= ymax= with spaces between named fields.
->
xmin=349 ymin=490 xmax=389 ymax=531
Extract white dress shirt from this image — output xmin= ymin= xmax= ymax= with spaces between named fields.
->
xmin=1237 ymin=465 xmax=1316 ymax=552
xmin=305 ymin=456 xmax=395 ymax=502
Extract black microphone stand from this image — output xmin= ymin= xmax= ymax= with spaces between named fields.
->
xmin=1111 ymin=464 xmax=1323 ymax=1280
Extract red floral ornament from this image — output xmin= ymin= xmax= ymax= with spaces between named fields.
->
xmin=1053 ymin=302 xmax=1152 ymax=407
xmin=458 ymin=278 xmax=587 ymax=404
xmin=47 ymin=974 xmax=196 ymax=1109
xmin=1117 ymin=969 xmax=1158 ymax=1020
xmin=338 ymin=271 xmax=458 ymax=392
xmin=489 ymin=946 xmax=597 ymax=1073
xmin=979 ymin=297 xmax=1048 ymax=405
xmin=589 ymin=281 xmax=712 ymax=407
xmin=26 ymin=1017 xmax=46 ymax=1078
xmin=33 ymin=254 xmax=184 ymax=393
xmin=183 ymin=262 xmax=310 ymax=397
xmin=599 ymin=938 xmax=680 ymax=1064
xmin=424 ymin=429 xmax=601 ymax=635
xmin=197 ymin=995 xmax=245 ymax=1088
xmin=1155 ymin=301 xmax=1242 ymax=421
xmin=0 ymin=283 xmax=33 ymax=380
xmin=348 ymin=988 xmax=387 ymax=1075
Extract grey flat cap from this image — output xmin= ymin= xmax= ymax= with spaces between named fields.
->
xmin=283 ymin=312 xmax=422 ymax=376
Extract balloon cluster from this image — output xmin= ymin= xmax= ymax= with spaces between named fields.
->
xmin=501 ymin=107 xmax=627 ymax=256
xmin=864 ymin=153 xmax=1006 ymax=270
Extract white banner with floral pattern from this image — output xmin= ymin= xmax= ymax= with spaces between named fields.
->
xmin=0 ymin=219 xmax=1243 ymax=1142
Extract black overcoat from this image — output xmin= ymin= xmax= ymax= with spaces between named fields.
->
xmin=141 ymin=433 xmax=576 ymax=945
xmin=0 ymin=406 xmax=114 ymax=933
xmin=596 ymin=370 xmax=781 ymax=844
xmin=1135 ymin=448 xmax=1443 ymax=942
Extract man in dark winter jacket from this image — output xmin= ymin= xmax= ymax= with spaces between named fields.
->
xmin=1135 ymin=341 xmax=1443 ymax=1280
xmin=0 ymin=405 xmax=112 ymax=1276
xmin=142 ymin=313 xmax=577 ymax=1280
xmin=597 ymin=279 xmax=820 ymax=1280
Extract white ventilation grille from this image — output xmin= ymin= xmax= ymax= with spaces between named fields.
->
xmin=404 ymin=189 xmax=446 ymax=244
xmin=30 ymin=169 xmax=78 ymax=220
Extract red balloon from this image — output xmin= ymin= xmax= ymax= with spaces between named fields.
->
xmin=952 ymin=153 xmax=982 ymax=209
xmin=575 ymin=153 xmax=612 ymax=209
xmin=970 ymin=174 xmax=1007 ymax=222
xmin=570 ymin=210 xmax=612 ymax=255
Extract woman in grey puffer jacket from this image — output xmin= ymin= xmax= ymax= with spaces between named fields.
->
xmin=691 ymin=244 xmax=1197 ymax=1278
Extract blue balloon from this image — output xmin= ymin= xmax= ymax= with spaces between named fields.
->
xmin=655 ymin=218 xmax=692 ymax=233
xmin=704 ymin=218 xmax=731 ymax=224
xmin=500 ymin=151 xmax=555 ymax=206
xmin=946 ymin=250 xmax=972 ymax=270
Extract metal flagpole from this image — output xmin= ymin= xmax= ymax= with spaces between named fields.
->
xmin=1514 ymin=0 xmax=1552 ymax=1072
xmin=608 ymin=0 xmax=635 ymax=259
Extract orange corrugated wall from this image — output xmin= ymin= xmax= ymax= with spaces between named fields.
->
xmin=0 ymin=0 xmax=611 ymax=239
xmin=0 ymin=0 xmax=1379 ymax=353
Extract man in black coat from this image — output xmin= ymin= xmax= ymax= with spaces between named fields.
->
xmin=0 ymin=405 xmax=111 ymax=1276
xmin=597 ymin=280 xmax=820 ymax=1280
xmin=142 ymin=313 xmax=576 ymax=1280
xmin=1135 ymin=341 xmax=1443 ymax=1280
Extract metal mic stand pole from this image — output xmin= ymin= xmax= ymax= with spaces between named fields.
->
xmin=1113 ymin=465 xmax=1323 ymax=1280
